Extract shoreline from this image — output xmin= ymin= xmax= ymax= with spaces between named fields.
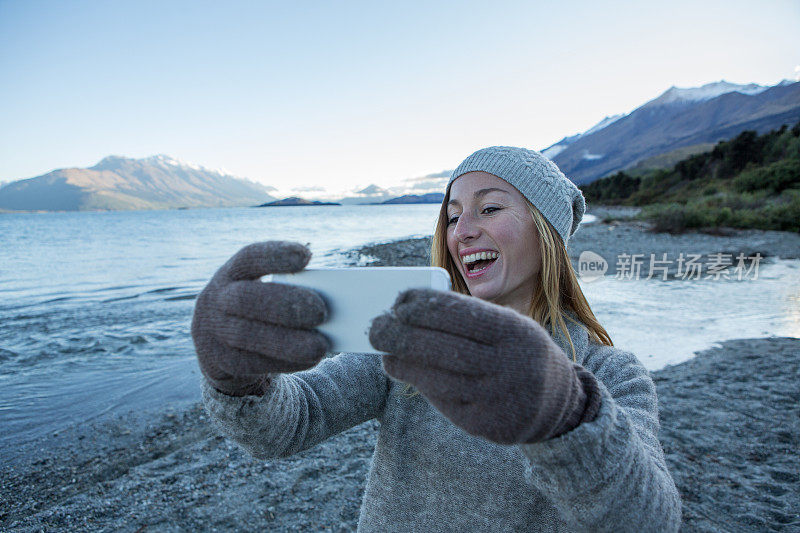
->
xmin=345 ymin=206 xmax=800 ymax=275
xmin=2 ymin=216 xmax=799 ymax=531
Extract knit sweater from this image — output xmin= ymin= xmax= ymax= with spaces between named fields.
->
xmin=201 ymin=315 xmax=682 ymax=532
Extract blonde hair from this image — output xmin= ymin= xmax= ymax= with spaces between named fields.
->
xmin=400 ymin=190 xmax=613 ymax=398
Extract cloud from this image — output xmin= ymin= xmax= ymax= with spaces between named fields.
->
xmin=399 ymin=170 xmax=450 ymax=194
xmin=406 ymin=178 xmax=448 ymax=192
xmin=795 ymin=65 xmax=800 ymax=81
xmin=404 ymin=170 xmax=452 ymax=182
xmin=291 ymin=185 xmax=326 ymax=192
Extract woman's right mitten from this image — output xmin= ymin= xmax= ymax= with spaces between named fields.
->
xmin=191 ymin=241 xmax=330 ymax=397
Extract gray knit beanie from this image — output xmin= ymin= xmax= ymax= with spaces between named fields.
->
xmin=448 ymin=146 xmax=585 ymax=246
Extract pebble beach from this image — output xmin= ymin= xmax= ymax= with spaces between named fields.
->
xmin=2 ymin=208 xmax=799 ymax=532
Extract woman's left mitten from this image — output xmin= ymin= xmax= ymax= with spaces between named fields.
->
xmin=369 ymin=288 xmax=600 ymax=444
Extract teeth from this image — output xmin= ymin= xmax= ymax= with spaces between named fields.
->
xmin=462 ymin=251 xmax=499 ymax=264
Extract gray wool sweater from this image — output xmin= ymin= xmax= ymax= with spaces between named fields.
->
xmin=201 ymin=315 xmax=682 ymax=532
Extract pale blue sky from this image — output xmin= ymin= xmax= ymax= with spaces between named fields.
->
xmin=1 ymin=0 xmax=798 ymax=196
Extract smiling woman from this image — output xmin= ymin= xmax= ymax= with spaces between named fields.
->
xmin=195 ymin=146 xmax=682 ymax=532
xmin=444 ymin=174 xmax=543 ymax=312
xmin=431 ymin=152 xmax=613 ymax=363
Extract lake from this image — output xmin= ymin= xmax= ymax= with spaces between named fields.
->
xmin=1 ymin=205 xmax=797 ymax=461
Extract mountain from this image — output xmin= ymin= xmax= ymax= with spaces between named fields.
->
xmin=357 ymin=184 xmax=389 ymax=196
xmin=334 ymin=184 xmax=398 ymax=205
xmin=543 ymin=80 xmax=800 ymax=184
xmin=256 ymin=196 xmax=340 ymax=206
xmin=0 ymin=154 xmax=277 ymax=212
xmin=381 ymin=193 xmax=445 ymax=204
xmin=641 ymin=80 xmax=770 ymax=107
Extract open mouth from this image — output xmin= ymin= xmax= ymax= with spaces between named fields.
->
xmin=463 ymin=251 xmax=499 ymax=274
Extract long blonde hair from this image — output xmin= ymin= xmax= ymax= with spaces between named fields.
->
xmin=400 ymin=189 xmax=613 ymax=398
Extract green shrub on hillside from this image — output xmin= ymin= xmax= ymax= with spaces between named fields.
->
xmin=640 ymin=189 xmax=800 ymax=233
xmin=732 ymin=159 xmax=800 ymax=194
xmin=579 ymin=171 xmax=641 ymax=202
xmin=582 ymin=121 xmax=800 ymax=233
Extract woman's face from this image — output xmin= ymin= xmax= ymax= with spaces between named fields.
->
xmin=446 ymin=171 xmax=541 ymax=313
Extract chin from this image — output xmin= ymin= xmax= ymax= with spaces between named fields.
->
xmin=465 ymin=283 xmax=501 ymax=302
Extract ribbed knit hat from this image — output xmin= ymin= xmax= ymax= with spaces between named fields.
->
xmin=448 ymin=146 xmax=585 ymax=246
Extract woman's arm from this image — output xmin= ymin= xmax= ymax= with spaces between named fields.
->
xmin=518 ymin=343 xmax=682 ymax=532
xmin=202 ymin=351 xmax=390 ymax=459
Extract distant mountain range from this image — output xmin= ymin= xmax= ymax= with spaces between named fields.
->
xmin=256 ymin=197 xmax=341 ymax=206
xmin=253 ymin=193 xmax=444 ymax=206
xmin=333 ymin=184 xmax=404 ymax=205
xmin=0 ymin=155 xmax=277 ymax=212
xmin=542 ymin=79 xmax=800 ymax=184
xmin=2 ymin=79 xmax=797 ymax=212
xmin=381 ymin=193 xmax=445 ymax=204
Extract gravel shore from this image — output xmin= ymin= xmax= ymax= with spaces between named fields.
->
xmin=2 ymin=213 xmax=799 ymax=532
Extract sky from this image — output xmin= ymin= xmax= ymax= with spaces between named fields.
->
xmin=1 ymin=0 xmax=798 ymax=198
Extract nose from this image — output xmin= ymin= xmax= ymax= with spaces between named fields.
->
xmin=453 ymin=211 xmax=481 ymax=242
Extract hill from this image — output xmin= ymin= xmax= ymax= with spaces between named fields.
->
xmin=0 ymin=155 xmax=277 ymax=212
xmin=579 ymin=122 xmax=800 ymax=233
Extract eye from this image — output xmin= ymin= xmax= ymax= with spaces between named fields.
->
xmin=446 ymin=214 xmax=459 ymax=226
xmin=482 ymin=206 xmax=501 ymax=215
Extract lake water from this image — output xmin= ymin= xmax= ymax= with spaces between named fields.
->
xmin=1 ymin=205 xmax=798 ymax=461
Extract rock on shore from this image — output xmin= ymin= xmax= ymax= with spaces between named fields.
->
xmin=345 ymin=237 xmax=432 ymax=267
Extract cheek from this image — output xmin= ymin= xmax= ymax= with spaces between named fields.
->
xmin=493 ymin=227 xmax=523 ymax=257
xmin=493 ymin=219 xmax=539 ymax=271
xmin=445 ymin=230 xmax=460 ymax=268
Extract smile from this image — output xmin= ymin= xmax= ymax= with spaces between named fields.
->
xmin=462 ymin=251 xmax=499 ymax=277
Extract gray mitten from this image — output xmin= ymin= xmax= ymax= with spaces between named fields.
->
xmin=369 ymin=288 xmax=601 ymax=444
xmin=191 ymin=241 xmax=330 ymax=397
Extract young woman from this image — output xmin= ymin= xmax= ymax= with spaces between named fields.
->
xmin=192 ymin=146 xmax=682 ymax=531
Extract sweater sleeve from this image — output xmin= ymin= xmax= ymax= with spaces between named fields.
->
xmin=518 ymin=343 xmax=682 ymax=532
xmin=201 ymin=351 xmax=390 ymax=459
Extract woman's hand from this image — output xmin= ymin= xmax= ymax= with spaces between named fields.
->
xmin=191 ymin=241 xmax=330 ymax=397
xmin=369 ymin=288 xmax=599 ymax=444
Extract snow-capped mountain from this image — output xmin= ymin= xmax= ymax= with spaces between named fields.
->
xmin=541 ymin=79 xmax=800 ymax=184
xmin=140 ymin=154 xmax=233 ymax=176
xmin=541 ymin=114 xmax=625 ymax=160
xmin=0 ymin=155 xmax=277 ymax=212
xmin=641 ymin=80 xmax=770 ymax=108
xmin=540 ymin=136 xmax=577 ymax=160
xmin=542 ymin=113 xmax=625 ymax=159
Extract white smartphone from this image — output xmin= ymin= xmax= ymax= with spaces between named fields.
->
xmin=262 ymin=267 xmax=451 ymax=354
